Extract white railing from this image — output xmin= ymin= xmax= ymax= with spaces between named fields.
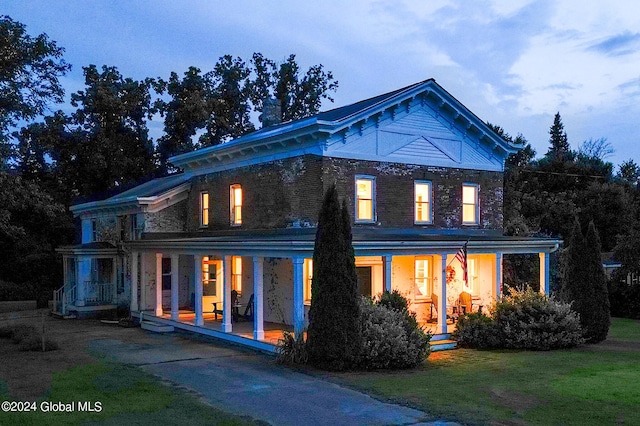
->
xmin=85 ymin=281 xmax=114 ymax=305
xmin=53 ymin=284 xmax=76 ymax=315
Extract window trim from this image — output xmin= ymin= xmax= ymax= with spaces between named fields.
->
xmin=355 ymin=175 xmax=376 ymax=223
xmin=202 ymin=256 xmax=217 ymax=297
xmin=303 ymin=258 xmax=313 ymax=304
xmin=230 ymin=184 xmax=242 ymax=226
xmin=414 ymin=180 xmax=433 ymax=224
xmin=200 ymin=191 xmax=209 ymax=228
xmin=462 ymin=183 xmax=480 ymax=225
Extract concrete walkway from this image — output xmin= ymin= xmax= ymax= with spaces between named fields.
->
xmin=89 ymin=331 xmax=457 ymax=425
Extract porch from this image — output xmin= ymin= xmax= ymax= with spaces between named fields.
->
xmin=132 ymin=309 xmax=457 ymax=353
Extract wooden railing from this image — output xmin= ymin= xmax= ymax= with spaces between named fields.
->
xmin=84 ymin=281 xmax=114 ymax=305
xmin=53 ymin=284 xmax=76 ymax=315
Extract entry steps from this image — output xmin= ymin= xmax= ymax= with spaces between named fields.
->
xmin=141 ymin=320 xmax=174 ymax=333
xmin=430 ymin=333 xmax=458 ymax=352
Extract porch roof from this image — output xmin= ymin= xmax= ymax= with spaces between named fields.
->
xmin=56 ymin=242 xmax=120 ymax=256
xmin=127 ymin=228 xmax=561 ymax=257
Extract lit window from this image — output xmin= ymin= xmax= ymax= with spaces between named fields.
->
xmin=230 ymin=184 xmax=242 ymax=226
xmin=462 ymin=184 xmax=479 ymax=224
xmin=414 ymin=181 xmax=432 ymax=223
xmin=200 ymin=192 xmax=209 ymax=227
xmin=415 ymin=257 xmax=433 ymax=298
xmin=202 ymin=256 xmax=216 ymax=296
xmin=232 ymin=256 xmax=242 ymax=293
xmin=303 ymin=258 xmax=313 ymax=302
xmin=355 ymin=176 xmax=375 ymax=222
xmin=465 ymin=257 xmax=478 ymax=295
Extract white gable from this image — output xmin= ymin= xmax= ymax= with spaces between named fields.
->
xmin=325 ymin=100 xmax=503 ymax=171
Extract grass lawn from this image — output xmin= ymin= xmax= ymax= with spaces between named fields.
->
xmin=335 ymin=318 xmax=640 ymax=425
xmin=0 ymin=361 xmax=257 ymax=426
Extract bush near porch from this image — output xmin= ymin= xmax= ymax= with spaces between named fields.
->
xmin=453 ymin=287 xmax=584 ymax=350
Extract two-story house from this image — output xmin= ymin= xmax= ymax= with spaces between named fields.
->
xmin=56 ymin=79 xmax=560 ymax=353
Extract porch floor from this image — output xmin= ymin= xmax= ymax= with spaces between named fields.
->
xmin=143 ymin=310 xmax=455 ymax=347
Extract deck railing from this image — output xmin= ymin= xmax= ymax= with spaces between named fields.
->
xmin=84 ymin=281 xmax=114 ymax=305
xmin=53 ymin=284 xmax=76 ymax=315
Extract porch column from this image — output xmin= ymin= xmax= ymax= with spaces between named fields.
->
xmin=194 ymin=254 xmax=204 ymax=326
xmin=222 ymin=255 xmax=232 ymax=332
xmin=77 ymin=255 xmax=91 ymax=307
xmin=155 ymin=253 xmax=163 ymax=316
xmin=293 ymin=257 xmax=305 ymax=336
xmin=539 ymin=252 xmax=550 ymax=295
xmin=140 ymin=253 xmax=147 ymax=310
xmin=111 ymin=256 xmax=117 ymax=305
xmin=253 ymin=256 xmax=264 ymax=340
xmin=170 ymin=254 xmax=179 ymax=321
xmin=383 ymin=255 xmax=393 ymax=292
xmin=495 ymin=252 xmax=503 ymax=299
xmin=438 ymin=254 xmax=447 ymax=334
xmin=130 ymin=251 xmax=139 ymax=312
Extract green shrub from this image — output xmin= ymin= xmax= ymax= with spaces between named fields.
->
xmin=377 ymin=289 xmax=409 ymax=312
xmin=0 ymin=324 xmax=59 ymax=351
xmin=454 ymin=288 xmax=584 ymax=350
xmin=276 ymin=331 xmax=308 ymax=365
xmin=359 ymin=297 xmax=431 ymax=370
xmin=495 ymin=288 xmax=584 ymax=350
xmin=608 ymin=272 xmax=640 ymax=319
xmin=453 ymin=312 xmax=499 ymax=349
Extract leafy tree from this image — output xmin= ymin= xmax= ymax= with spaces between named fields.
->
xmin=561 ymin=220 xmax=610 ymax=343
xmin=307 ymin=185 xmax=361 ymax=370
xmin=68 ymin=65 xmax=158 ymax=197
xmin=0 ymin=15 xmax=71 ymax=168
xmin=617 ymin=159 xmax=640 ymax=187
xmin=545 ymin=112 xmax=571 ymax=163
xmin=249 ymin=53 xmax=338 ymax=122
xmin=155 ymin=67 xmax=210 ymax=172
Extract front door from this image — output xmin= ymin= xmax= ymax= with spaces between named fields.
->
xmin=356 ymin=266 xmax=372 ymax=297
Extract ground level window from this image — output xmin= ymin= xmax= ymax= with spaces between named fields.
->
xmin=232 ymin=256 xmax=242 ymax=293
xmin=202 ymin=256 xmax=217 ymax=296
xmin=415 ymin=257 xmax=433 ymax=298
xmin=303 ymin=258 xmax=313 ymax=303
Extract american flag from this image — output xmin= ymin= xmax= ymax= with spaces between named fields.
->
xmin=455 ymin=242 xmax=468 ymax=284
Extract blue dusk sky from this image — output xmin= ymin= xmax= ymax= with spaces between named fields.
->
xmin=5 ymin=0 xmax=640 ymax=168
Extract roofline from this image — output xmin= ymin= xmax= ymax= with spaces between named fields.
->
xmin=168 ymin=79 xmax=519 ymax=172
xmin=70 ymin=181 xmax=192 ymax=217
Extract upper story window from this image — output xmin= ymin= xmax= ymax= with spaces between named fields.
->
xmin=200 ymin=191 xmax=209 ymax=227
xmin=303 ymin=258 xmax=313 ymax=303
xmin=414 ymin=181 xmax=432 ymax=224
xmin=230 ymin=184 xmax=242 ymax=226
xmin=232 ymin=256 xmax=242 ymax=293
xmin=355 ymin=175 xmax=375 ymax=222
xmin=91 ymin=219 xmax=98 ymax=242
xmin=415 ymin=256 xmax=433 ymax=299
xmin=462 ymin=183 xmax=479 ymax=225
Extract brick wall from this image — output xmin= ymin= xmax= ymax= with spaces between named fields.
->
xmin=144 ymin=200 xmax=187 ymax=233
xmin=186 ymin=154 xmax=504 ymax=232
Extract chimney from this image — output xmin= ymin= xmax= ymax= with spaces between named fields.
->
xmin=260 ymin=97 xmax=282 ymax=128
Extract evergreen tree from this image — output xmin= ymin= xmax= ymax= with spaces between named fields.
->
xmin=545 ymin=112 xmax=571 ymax=162
xmin=307 ymin=185 xmax=361 ymax=370
xmin=561 ymin=220 xmax=610 ymax=343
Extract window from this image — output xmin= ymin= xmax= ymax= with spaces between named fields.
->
xmin=161 ymin=258 xmax=171 ymax=291
xmin=202 ymin=256 xmax=216 ymax=296
xmin=91 ymin=219 xmax=98 ymax=242
xmin=232 ymin=256 xmax=242 ymax=293
xmin=200 ymin=192 xmax=209 ymax=227
xmin=230 ymin=184 xmax=242 ymax=226
xmin=464 ymin=257 xmax=478 ymax=295
xmin=355 ymin=176 xmax=375 ymax=222
xmin=462 ymin=183 xmax=479 ymax=225
xmin=414 ymin=181 xmax=432 ymax=224
xmin=130 ymin=214 xmax=139 ymax=240
xmin=303 ymin=258 xmax=313 ymax=303
xmin=415 ymin=257 xmax=433 ymax=298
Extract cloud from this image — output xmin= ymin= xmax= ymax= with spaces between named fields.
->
xmin=588 ymin=32 xmax=640 ymax=57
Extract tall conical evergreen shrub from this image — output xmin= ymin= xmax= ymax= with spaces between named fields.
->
xmin=561 ymin=219 xmax=610 ymax=343
xmin=306 ymin=185 xmax=361 ymax=370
